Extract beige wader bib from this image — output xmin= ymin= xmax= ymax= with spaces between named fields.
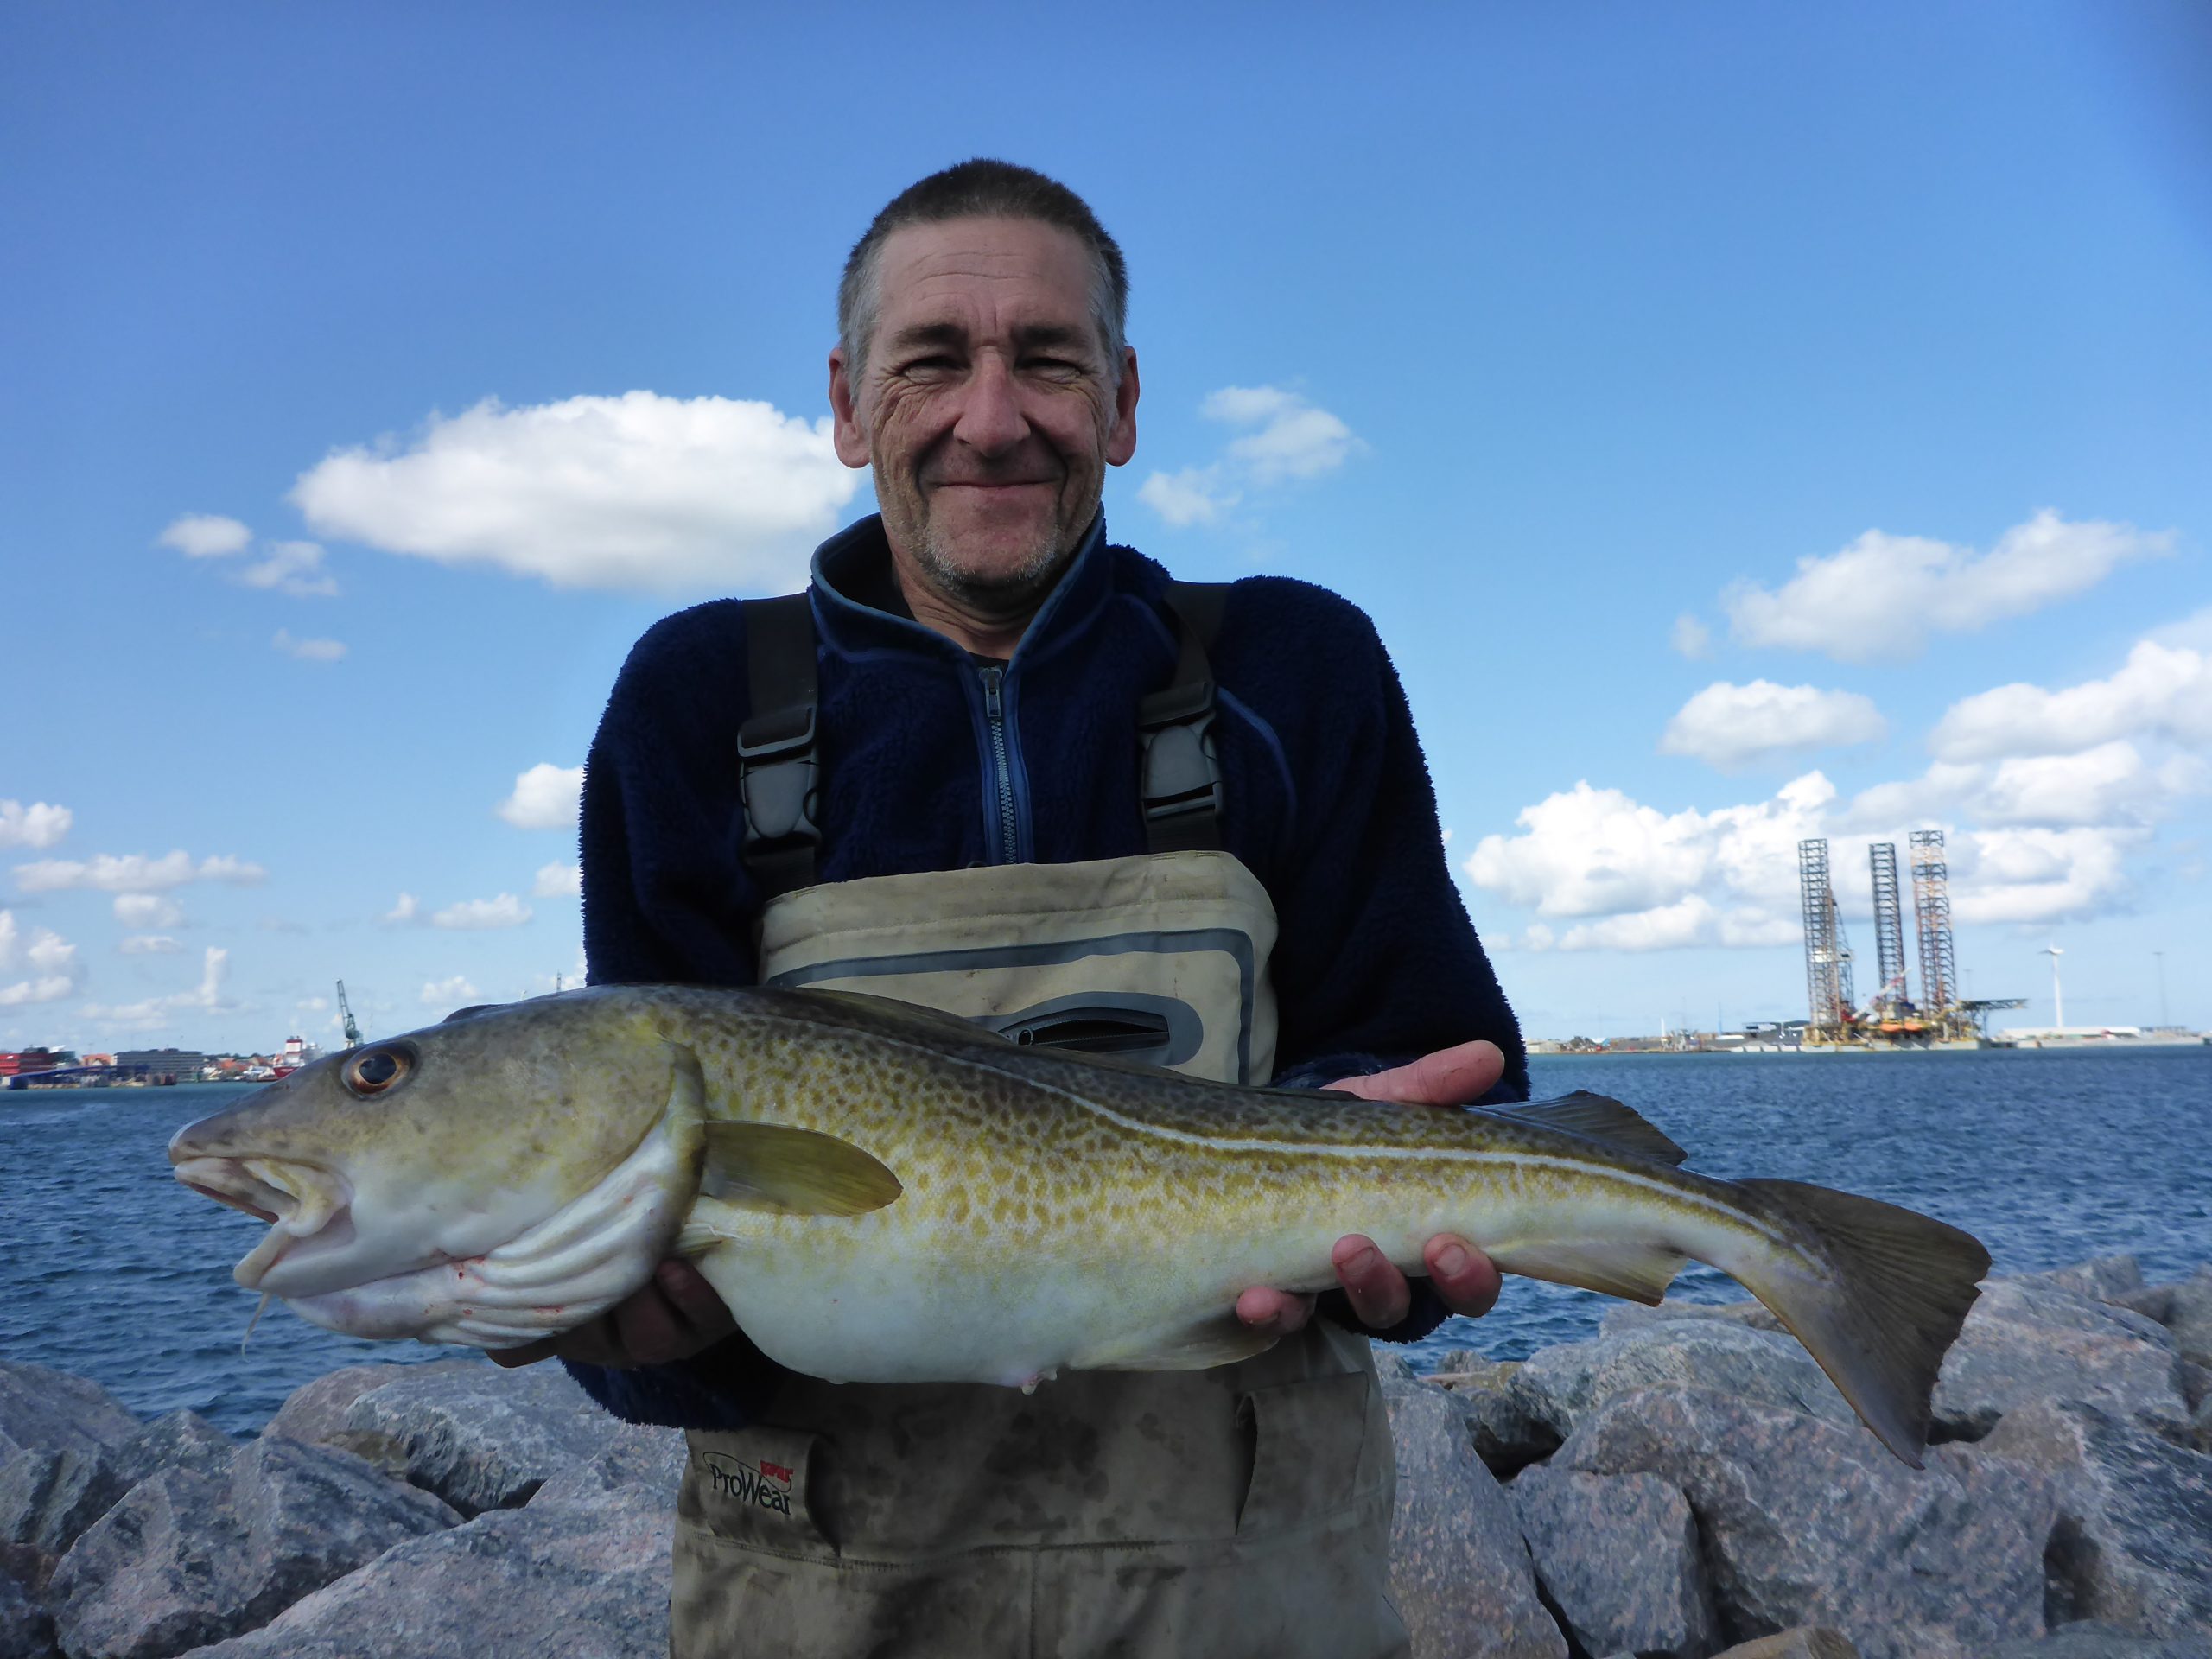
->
xmin=672 ymin=851 xmax=1407 ymax=1658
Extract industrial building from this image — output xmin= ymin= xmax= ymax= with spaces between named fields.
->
xmin=1797 ymin=829 xmax=2023 ymax=1047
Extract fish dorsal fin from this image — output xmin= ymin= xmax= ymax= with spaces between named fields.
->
xmin=1497 ymin=1091 xmax=1688 ymax=1166
xmin=789 ymin=988 xmax=1016 ymax=1047
xmin=700 ymin=1122 xmax=904 ymax=1216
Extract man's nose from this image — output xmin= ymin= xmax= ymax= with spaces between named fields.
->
xmin=951 ymin=354 xmax=1028 ymax=454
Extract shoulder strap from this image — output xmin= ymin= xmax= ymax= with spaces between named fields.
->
xmin=736 ymin=593 xmax=822 ymax=899
xmin=1139 ymin=582 xmax=1231 ymax=853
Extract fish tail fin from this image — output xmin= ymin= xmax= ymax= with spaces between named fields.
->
xmin=1732 ymin=1179 xmax=1989 ymax=1468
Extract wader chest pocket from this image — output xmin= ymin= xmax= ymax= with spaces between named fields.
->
xmin=984 ymin=993 xmax=1199 ymax=1066
xmin=684 ymin=1427 xmax=830 ymax=1553
xmin=1234 ymin=1371 xmax=1374 ymax=1536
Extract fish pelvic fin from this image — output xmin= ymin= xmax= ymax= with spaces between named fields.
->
xmin=699 ymin=1121 xmax=903 ymax=1217
xmin=1071 ymin=1313 xmax=1282 ymax=1372
xmin=1492 ymin=1092 xmax=1689 ymax=1166
xmin=1734 ymin=1179 xmax=1990 ymax=1469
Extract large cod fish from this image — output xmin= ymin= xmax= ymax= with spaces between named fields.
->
xmin=171 ymin=985 xmax=1990 ymax=1466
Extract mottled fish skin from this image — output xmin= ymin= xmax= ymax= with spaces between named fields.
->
xmin=171 ymin=983 xmax=1991 ymax=1465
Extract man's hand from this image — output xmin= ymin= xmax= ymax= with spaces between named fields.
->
xmin=488 ymin=1259 xmax=736 ymax=1370
xmin=1235 ymin=1039 xmax=1507 ymax=1338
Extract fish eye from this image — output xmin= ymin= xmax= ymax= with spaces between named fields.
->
xmin=342 ymin=1044 xmax=416 ymax=1099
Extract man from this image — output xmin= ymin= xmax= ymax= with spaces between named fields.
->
xmin=508 ymin=160 xmax=1526 ymax=1656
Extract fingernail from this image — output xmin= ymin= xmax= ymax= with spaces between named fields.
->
xmin=1435 ymin=1245 xmax=1470 ymax=1278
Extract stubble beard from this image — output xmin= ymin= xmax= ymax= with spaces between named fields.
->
xmin=911 ymin=495 xmax=1080 ymax=619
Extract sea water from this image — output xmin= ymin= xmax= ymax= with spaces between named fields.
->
xmin=3 ymin=1050 xmax=2207 ymax=1438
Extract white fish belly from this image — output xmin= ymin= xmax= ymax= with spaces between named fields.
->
xmin=696 ymin=1240 xmax=1225 ymax=1387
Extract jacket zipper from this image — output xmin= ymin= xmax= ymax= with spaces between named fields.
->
xmin=979 ymin=666 xmax=1019 ymax=862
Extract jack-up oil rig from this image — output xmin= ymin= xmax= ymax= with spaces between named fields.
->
xmin=1797 ymin=830 xmax=2024 ymax=1047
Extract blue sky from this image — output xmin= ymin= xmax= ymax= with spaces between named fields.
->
xmin=4 ymin=3 xmax=2209 ymax=1052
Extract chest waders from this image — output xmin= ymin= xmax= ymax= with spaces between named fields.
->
xmin=670 ymin=588 xmax=1407 ymax=1658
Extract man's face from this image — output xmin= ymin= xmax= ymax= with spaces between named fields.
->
xmin=830 ymin=216 xmax=1138 ymax=612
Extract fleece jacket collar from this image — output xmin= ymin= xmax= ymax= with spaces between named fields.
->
xmin=808 ymin=512 xmax=1116 ymax=667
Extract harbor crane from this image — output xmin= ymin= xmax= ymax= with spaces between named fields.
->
xmin=336 ymin=981 xmax=363 ymax=1050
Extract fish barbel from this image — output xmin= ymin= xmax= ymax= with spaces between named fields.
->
xmin=170 ymin=985 xmax=1990 ymax=1465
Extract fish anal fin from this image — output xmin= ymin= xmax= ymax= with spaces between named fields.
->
xmin=1488 ymin=1237 xmax=1688 ymax=1304
xmin=1497 ymin=1092 xmax=1688 ymax=1166
xmin=1733 ymin=1178 xmax=1990 ymax=1469
xmin=1071 ymin=1314 xmax=1282 ymax=1373
xmin=700 ymin=1122 xmax=903 ymax=1217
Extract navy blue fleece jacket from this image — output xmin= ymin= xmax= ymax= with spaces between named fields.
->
xmin=569 ymin=513 xmax=1526 ymax=1427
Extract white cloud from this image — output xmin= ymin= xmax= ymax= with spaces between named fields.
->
xmin=1929 ymin=641 xmax=2212 ymax=763
xmin=114 ymin=893 xmax=185 ymax=930
xmin=290 ymin=391 xmax=859 ymax=594
xmin=431 ymin=893 xmax=532 ymax=930
xmin=158 ymin=514 xmax=337 ymax=597
xmin=0 ymin=800 xmax=72 ymax=850
xmin=1203 ymin=385 xmax=1361 ymax=483
xmin=1723 ymin=511 xmax=2171 ymax=662
xmin=82 ymin=947 xmax=232 ymax=1027
xmin=1136 ymin=467 xmax=1236 ymax=527
xmin=1660 ymin=681 xmax=1887 ymax=770
xmin=1977 ymin=743 xmax=2203 ymax=828
xmin=383 ymin=892 xmax=421 ymax=925
xmin=273 ymin=628 xmax=346 ymax=662
xmin=2146 ymin=604 xmax=2212 ymax=653
xmin=1463 ymin=772 xmax=1836 ymax=924
xmin=240 ymin=541 xmax=338 ymax=598
xmin=1670 ymin=615 xmax=1713 ymax=659
xmin=14 ymin=850 xmax=266 ymax=894
xmin=534 ymin=861 xmax=582 ymax=898
xmin=120 ymin=935 xmax=182 ymax=955
xmin=156 ymin=514 xmax=251 ymax=557
xmin=1557 ymin=895 xmax=1719 ymax=952
xmin=1839 ymin=742 xmax=2202 ymax=834
xmin=421 ymin=975 xmax=482 ymax=1007
xmin=499 ymin=763 xmax=584 ymax=830
xmin=1949 ymin=828 xmax=2139 ymax=925
xmin=1140 ymin=385 xmax=1362 ymax=527
xmin=195 ymin=855 xmax=264 ymax=884
xmin=1466 ymin=747 xmax=2174 ymax=947
xmin=0 ymin=910 xmax=82 ymax=1005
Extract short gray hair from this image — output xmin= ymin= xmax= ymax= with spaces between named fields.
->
xmin=838 ymin=159 xmax=1128 ymax=384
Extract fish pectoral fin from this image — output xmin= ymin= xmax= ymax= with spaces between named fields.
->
xmin=1071 ymin=1314 xmax=1282 ymax=1373
xmin=672 ymin=1213 xmax=737 ymax=1255
xmin=699 ymin=1122 xmax=903 ymax=1217
xmin=1487 ymin=1237 xmax=1688 ymax=1304
xmin=1493 ymin=1092 xmax=1689 ymax=1166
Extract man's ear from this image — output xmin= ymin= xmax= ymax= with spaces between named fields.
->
xmin=828 ymin=347 xmax=872 ymax=469
xmin=1106 ymin=346 xmax=1140 ymax=467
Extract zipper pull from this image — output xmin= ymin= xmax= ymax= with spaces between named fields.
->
xmin=981 ymin=665 xmax=1004 ymax=718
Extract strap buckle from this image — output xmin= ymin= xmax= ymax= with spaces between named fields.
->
xmin=1138 ymin=682 xmax=1222 ymax=835
xmin=737 ymin=707 xmax=820 ymax=851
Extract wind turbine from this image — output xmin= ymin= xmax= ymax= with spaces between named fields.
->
xmin=2040 ymin=943 xmax=2064 ymax=1030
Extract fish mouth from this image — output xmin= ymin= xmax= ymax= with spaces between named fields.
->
xmin=172 ymin=1155 xmax=353 ymax=1288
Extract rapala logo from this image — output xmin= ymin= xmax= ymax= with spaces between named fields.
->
xmin=702 ymin=1451 xmax=794 ymax=1517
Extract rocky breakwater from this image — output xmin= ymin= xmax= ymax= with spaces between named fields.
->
xmin=1382 ymin=1255 xmax=2212 ymax=1659
xmin=0 ymin=1359 xmax=683 ymax=1659
xmin=2 ymin=1255 xmax=2208 ymax=1659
